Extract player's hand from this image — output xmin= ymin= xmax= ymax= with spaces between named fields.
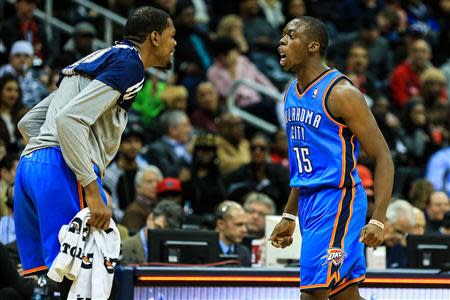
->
xmin=269 ymin=218 xmax=295 ymax=248
xmin=359 ymin=223 xmax=384 ymax=247
xmin=84 ymin=182 xmax=112 ymax=230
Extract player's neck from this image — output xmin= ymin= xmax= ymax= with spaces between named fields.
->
xmin=296 ymin=61 xmax=329 ymax=91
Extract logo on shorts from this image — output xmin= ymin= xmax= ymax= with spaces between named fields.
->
xmin=322 ymin=247 xmax=346 ymax=266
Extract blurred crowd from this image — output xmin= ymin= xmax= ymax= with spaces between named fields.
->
xmin=0 ymin=1 xmax=449 ymax=296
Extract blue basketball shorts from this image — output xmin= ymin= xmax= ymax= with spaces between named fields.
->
xmin=14 ymin=147 xmax=107 ymax=276
xmin=298 ymin=184 xmax=367 ymax=296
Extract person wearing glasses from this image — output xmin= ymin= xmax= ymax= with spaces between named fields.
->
xmin=225 ymin=132 xmax=289 ymax=209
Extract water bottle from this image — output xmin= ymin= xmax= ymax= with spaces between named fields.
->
xmin=32 ymin=275 xmax=49 ymax=300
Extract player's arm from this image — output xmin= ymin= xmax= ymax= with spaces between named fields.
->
xmin=328 ymin=81 xmax=394 ymax=247
xmin=55 ymin=79 xmax=121 ymax=230
xmin=17 ymin=92 xmax=55 ymax=143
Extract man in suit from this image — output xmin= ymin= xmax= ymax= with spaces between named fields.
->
xmin=215 ymin=200 xmax=251 ymax=267
xmin=144 ymin=110 xmax=192 ymax=178
xmin=120 ymin=200 xmax=183 ymax=265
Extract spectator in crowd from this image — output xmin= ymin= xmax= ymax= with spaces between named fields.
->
xmin=282 ymin=0 xmax=306 ymax=25
xmin=0 ymin=75 xmax=25 ymax=152
xmin=257 ymin=0 xmax=285 ymax=30
xmin=216 ymin=113 xmax=251 ymax=175
xmin=208 ymin=37 xmax=279 ymax=124
xmin=0 ymin=40 xmax=47 ymax=108
xmin=270 ymin=130 xmax=289 ymax=169
xmin=104 ymin=123 xmax=149 ymax=220
xmin=103 ymin=185 xmax=129 ymax=241
xmin=54 ymin=22 xmax=103 ymax=68
xmin=345 ymin=42 xmax=380 ymax=103
xmin=0 ymin=184 xmax=15 ymax=245
xmin=121 ymin=200 xmax=183 ymax=265
xmin=160 ymin=85 xmax=189 ymax=112
xmin=394 ymin=100 xmax=434 ymax=196
xmin=183 ymin=133 xmax=226 ymax=215
xmin=376 ymin=5 xmax=403 ymax=45
xmin=191 ymin=0 xmax=211 ymax=32
xmin=441 ymin=211 xmax=450 ymax=235
xmin=157 ymin=177 xmax=183 ymax=205
xmin=404 ymin=0 xmax=439 ymax=38
xmin=420 ymin=68 xmax=450 ymax=147
xmin=425 ymin=146 xmax=450 ymax=196
xmin=190 ymin=82 xmax=221 ymax=133
xmin=384 ymin=199 xmax=416 ymax=268
xmin=412 ymin=207 xmax=426 ymax=235
xmin=225 ymin=132 xmax=289 ymax=209
xmin=408 ymin=178 xmax=435 ymax=210
xmin=1 ymin=0 xmax=50 ymax=61
xmin=215 ymin=200 xmax=251 ymax=267
xmin=0 ymin=243 xmax=33 ymax=300
xmin=329 ymin=18 xmax=393 ymax=82
xmin=121 ymin=165 xmax=163 ymax=234
xmin=0 ymin=154 xmax=18 ymax=217
xmin=216 ymin=15 xmax=249 ymax=54
xmin=390 ymin=38 xmax=432 ymax=108
xmin=424 ymin=191 xmax=450 ymax=234
xmin=173 ymin=1 xmax=212 ymax=97
xmin=132 ymin=70 xmax=168 ymax=127
xmin=144 ymin=110 xmax=193 ymax=178
xmin=371 ymin=96 xmax=402 ymax=153
xmin=441 ymin=56 xmax=450 ymax=96
xmin=239 ymin=0 xmax=291 ymax=86
xmin=420 ymin=67 xmax=448 ymax=107
xmin=243 ymin=192 xmax=275 ymax=239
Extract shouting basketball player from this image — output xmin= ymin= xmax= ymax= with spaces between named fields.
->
xmin=270 ymin=16 xmax=394 ymax=300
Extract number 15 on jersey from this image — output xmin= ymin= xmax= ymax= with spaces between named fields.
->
xmin=293 ymin=146 xmax=313 ymax=173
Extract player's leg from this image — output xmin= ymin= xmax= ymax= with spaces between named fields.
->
xmin=330 ymin=184 xmax=367 ymax=297
xmin=298 ymin=188 xmax=345 ymax=298
xmin=14 ymin=155 xmax=47 ymax=276
xmin=25 ymin=148 xmax=85 ymax=269
xmin=329 ymin=284 xmax=365 ymax=300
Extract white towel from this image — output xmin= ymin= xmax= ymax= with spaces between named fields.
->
xmin=48 ymin=208 xmax=121 ymax=300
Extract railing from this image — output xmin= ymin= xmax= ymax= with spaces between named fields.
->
xmin=72 ymin=0 xmax=126 ymax=46
xmin=5 ymin=0 xmax=74 ymax=37
xmin=226 ymin=80 xmax=283 ymax=133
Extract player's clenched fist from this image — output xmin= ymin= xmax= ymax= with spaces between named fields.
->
xmin=269 ymin=218 xmax=295 ymax=248
xmin=359 ymin=223 xmax=384 ymax=247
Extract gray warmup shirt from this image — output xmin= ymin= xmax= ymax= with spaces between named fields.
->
xmin=18 ymin=41 xmax=145 ymax=187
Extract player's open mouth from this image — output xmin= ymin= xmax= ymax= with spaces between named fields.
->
xmin=280 ymin=53 xmax=287 ymax=66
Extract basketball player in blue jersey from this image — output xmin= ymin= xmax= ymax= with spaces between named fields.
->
xmin=14 ymin=6 xmax=176 ymax=298
xmin=270 ymin=16 xmax=394 ymax=300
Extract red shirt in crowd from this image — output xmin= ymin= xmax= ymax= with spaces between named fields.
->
xmin=389 ymin=60 xmax=421 ymax=108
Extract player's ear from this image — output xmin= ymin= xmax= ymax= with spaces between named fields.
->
xmin=150 ymin=31 xmax=161 ymax=47
xmin=308 ymin=41 xmax=320 ymax=55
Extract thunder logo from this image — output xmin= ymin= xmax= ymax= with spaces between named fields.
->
xmin=321 ymin=247 xmax=346 ymax=266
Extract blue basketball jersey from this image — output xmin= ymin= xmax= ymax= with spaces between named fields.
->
xmin=60 ymin=40 xmax=145 ymax=110
xmin=285 ymin=69 xmax=361 ymax=191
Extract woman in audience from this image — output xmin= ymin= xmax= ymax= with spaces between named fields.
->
xmin=0 ymin=75 xmax=25 ymax=152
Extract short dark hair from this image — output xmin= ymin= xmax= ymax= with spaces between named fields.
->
xmin=295 ymin=16 xmax=329 ymax=57
xmin=152 ymin=200 xmax=183 ymax=229
xmin=211 ymin=37 xmax=239 ymax=58
xmin=124 ymin=6 xmax=170 ymax=43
